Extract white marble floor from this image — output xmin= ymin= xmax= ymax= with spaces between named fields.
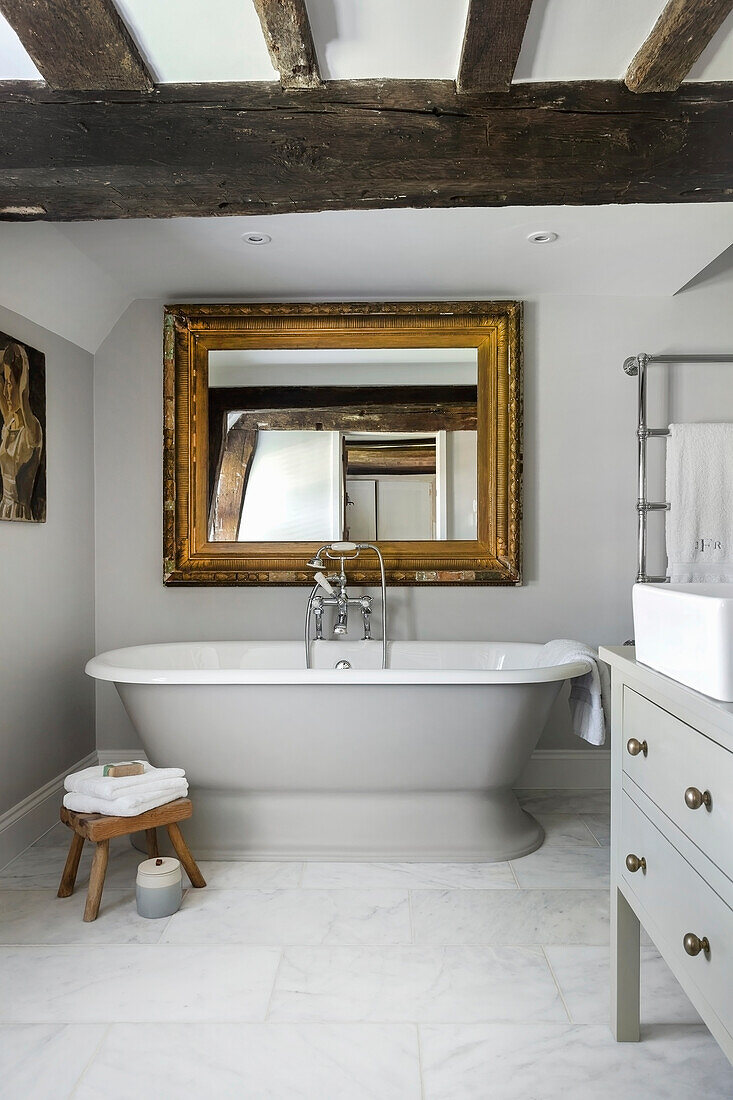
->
xmin=1 ymin=791 xmax=731 ymax=1099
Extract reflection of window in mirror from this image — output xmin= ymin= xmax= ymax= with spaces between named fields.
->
xmin=207 ymin=347 xmax=477 ymax=543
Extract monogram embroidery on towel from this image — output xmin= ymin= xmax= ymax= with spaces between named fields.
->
xmin=695 ymin=538 xmax=723 ymax=553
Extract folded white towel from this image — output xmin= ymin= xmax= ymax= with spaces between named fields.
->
xmin=63 ymin=781 xmax=188 ymax=817
xmin=64 ymin=763 xmax=185 ymax=799
xmin=537 ymin=640 xmax=610 ymax=746
xmin=666 ymin=423 xmax=733 ymax=583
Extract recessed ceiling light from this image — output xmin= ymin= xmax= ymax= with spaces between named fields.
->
xmin=527 ymin=231 xmax=558 ymax=244
xmin=242 ymin=231 xmax=272 ymax=246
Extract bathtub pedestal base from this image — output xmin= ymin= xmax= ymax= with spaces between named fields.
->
xmin=133 ymin=788 xmax=545 ymax=863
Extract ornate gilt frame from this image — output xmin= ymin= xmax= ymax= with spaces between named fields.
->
xmin=163 ymin=301 xmax=522 ymax=586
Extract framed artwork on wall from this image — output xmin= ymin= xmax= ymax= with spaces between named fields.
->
xmin=0 ymin=332 xmax=46 ymax=523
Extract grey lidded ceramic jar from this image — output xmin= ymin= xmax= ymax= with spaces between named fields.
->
xmin=136 ymin=856 xmax=182 ymax=919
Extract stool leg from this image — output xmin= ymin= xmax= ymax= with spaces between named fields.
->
xmin=57 ymin=834 xmax=85 ymax=898
xmin=145 ymin=828 xmax=159 ymax=858
xmin=166 ymin=822 xmax=206 ymax=888
xmin=84 ymin=839 xmax=109 ymax=922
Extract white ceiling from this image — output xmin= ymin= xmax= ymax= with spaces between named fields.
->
xmin=2 ymin=204 xmax=732 ymax=352
xmin=0 ymin=0 xmax=732 ymax=83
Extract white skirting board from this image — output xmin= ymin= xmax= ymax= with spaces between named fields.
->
xmin=0 ymin=751 xmax=97 ymax=872
xmin=99 ymin=748 xmax=611 ymax=792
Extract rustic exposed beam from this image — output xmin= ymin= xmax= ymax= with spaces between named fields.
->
xmin=0 ymin=0 xmax=153 ymax=91
xmin=626 ymin=0 xmax=733 ymax=93
xmin=209 ymin=424 xmax=258 ymax=541
xmin=1 ymin=79 xmax=732 ymax=220
xmin=458 ymin=0 xmax=534 ymax=92
xmin=252 ymin=0 xmax=321 ymax=89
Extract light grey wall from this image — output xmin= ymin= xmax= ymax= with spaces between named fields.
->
xmin=93 ymin=290 xmax=733 ymax=753
xmin=0 ymin=304 xmax=95 ymax=815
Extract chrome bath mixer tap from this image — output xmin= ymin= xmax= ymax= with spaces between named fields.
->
xmin=303 ymin=542 xmax=387 ymax=669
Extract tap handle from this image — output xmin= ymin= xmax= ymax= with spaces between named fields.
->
xmin=313 ymin=572 xmax=335 ymax=595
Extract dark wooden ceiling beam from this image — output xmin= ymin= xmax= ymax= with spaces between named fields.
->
xmin=252 ymin=0 xmax=321 ymax=89
xmin=0 ymin=79 xmax=732 ymax=220
xmin=626 ymin=0 xmax=733 ymax=92
xmin=458 ymin=0 xmax=534 ymax=92
xmin=0 ymin=0 xmax=153 ymax=91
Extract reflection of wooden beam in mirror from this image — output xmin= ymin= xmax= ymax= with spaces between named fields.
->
xmin=207 ymin=387 xmax=477 ymax=493
xmin=346 ymin=440 xmax=437 ymax=476
xmin=209 ymin=424 xmax=258 ymax=541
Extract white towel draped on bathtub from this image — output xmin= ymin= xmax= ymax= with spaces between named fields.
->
xmin=536 ymin=640 xmax=610 ymax=747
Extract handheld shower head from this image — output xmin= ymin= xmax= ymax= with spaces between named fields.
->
xmin=306 ymin=553 xmax=325 ymax=569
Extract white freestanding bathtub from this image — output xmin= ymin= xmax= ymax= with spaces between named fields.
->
xmin=86 ymin=641 xmax=587 ymax=861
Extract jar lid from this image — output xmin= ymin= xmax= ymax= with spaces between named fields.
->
xmin=137 ymin=856 xmax=181 ymax=880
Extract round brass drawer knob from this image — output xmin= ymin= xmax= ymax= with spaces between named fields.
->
xmin=684 ymin=787 xmax=712 ymax=810
xmin=683 ymin=932 xmax=710 ymax=957
xmin=625 ymin=853 xmax=646 ymax=873
xmin=627 ymin=738 xmax=648 ymax=757
xmin=620 ymin=853 xmax=647 ymax=871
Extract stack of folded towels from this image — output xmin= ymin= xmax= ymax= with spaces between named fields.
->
xmin=63 ymin=762 xmax=188 ymax=816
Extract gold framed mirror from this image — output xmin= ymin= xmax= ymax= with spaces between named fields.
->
xmin=163 ymin=301 xmax=522 ymax=586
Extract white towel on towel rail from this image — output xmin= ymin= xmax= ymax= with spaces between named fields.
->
xmin=536 ymin=640 xmax=610 ymax=746
xmin=63 ymin=781 xmax=189 ymax=817
xmin=666 ymin=423 xmax=733 ymax=583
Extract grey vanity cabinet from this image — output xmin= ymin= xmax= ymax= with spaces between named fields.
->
xmin=600 ymin=646 xmax=733 ymax=1064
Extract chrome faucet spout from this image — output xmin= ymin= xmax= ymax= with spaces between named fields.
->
xmin=334 ymin=596 xmax=348 ymax=636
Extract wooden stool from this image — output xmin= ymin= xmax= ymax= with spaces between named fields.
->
xmin=58 ymin=797 xmax=206 ymax=922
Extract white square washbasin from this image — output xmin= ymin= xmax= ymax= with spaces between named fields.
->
xmin=633 ymin=583 xmax=733 ymax=701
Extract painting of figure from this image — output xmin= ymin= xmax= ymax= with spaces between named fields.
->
xmin=0 ymin=332 xmax=46 ymax=523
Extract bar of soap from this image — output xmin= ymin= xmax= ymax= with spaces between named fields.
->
xmin=103 ymin=761 xmax=145 ymax=777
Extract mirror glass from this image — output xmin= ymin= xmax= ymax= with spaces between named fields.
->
xmin=207 ymin=347 xmax=478 ymax=542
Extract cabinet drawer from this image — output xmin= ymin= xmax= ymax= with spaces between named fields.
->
xmin=620 ymin=790 xmax=733 ymax=1032
xmin=623 ymin=688 xmax=733 ymax=881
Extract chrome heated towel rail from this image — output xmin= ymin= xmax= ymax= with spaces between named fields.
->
xmin=623 ymin=353 xmax=733 ymax=584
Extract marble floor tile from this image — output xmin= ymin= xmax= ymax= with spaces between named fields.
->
xmin=534 ymin=813 xmax=601 ymax=848
xmin=0 ymin=841 xmax=142 ymax=891
xmin=161 ymin=888 xmax=411 ymax=946
xmin=196 ymin=861 xmax=302 ymax=889
xmin=0 ymin=945 xmax=280 ymax=1023
xmin=546 ymin=945 xmax=701 ymax=1025
xmin=300 ymin=861 xmax=517 ymax=890
xmin=74 ymin=1022 xmax=421 ymax=1099
xmin=411 ymin=889 xmax=609 ymax=946
xmin=419 ymin=1023 xmax=733 ymax=1099
xmin=268 ymin=946 xmax=568 ymax=1023
xmin=511 ymin=844 xmax=610 ymax=890
xmin=516 ymin=790 xmax=611 ymax=815
xmin=0 ymin=1023 xmax=108 ymax=1100
xmin=580 ymin=813 xmax=611 ymax=846
xmin=0 ymin=889 xmax=167 ymax=945
xmin=31 ymin=822 xmax=72 ymax=848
